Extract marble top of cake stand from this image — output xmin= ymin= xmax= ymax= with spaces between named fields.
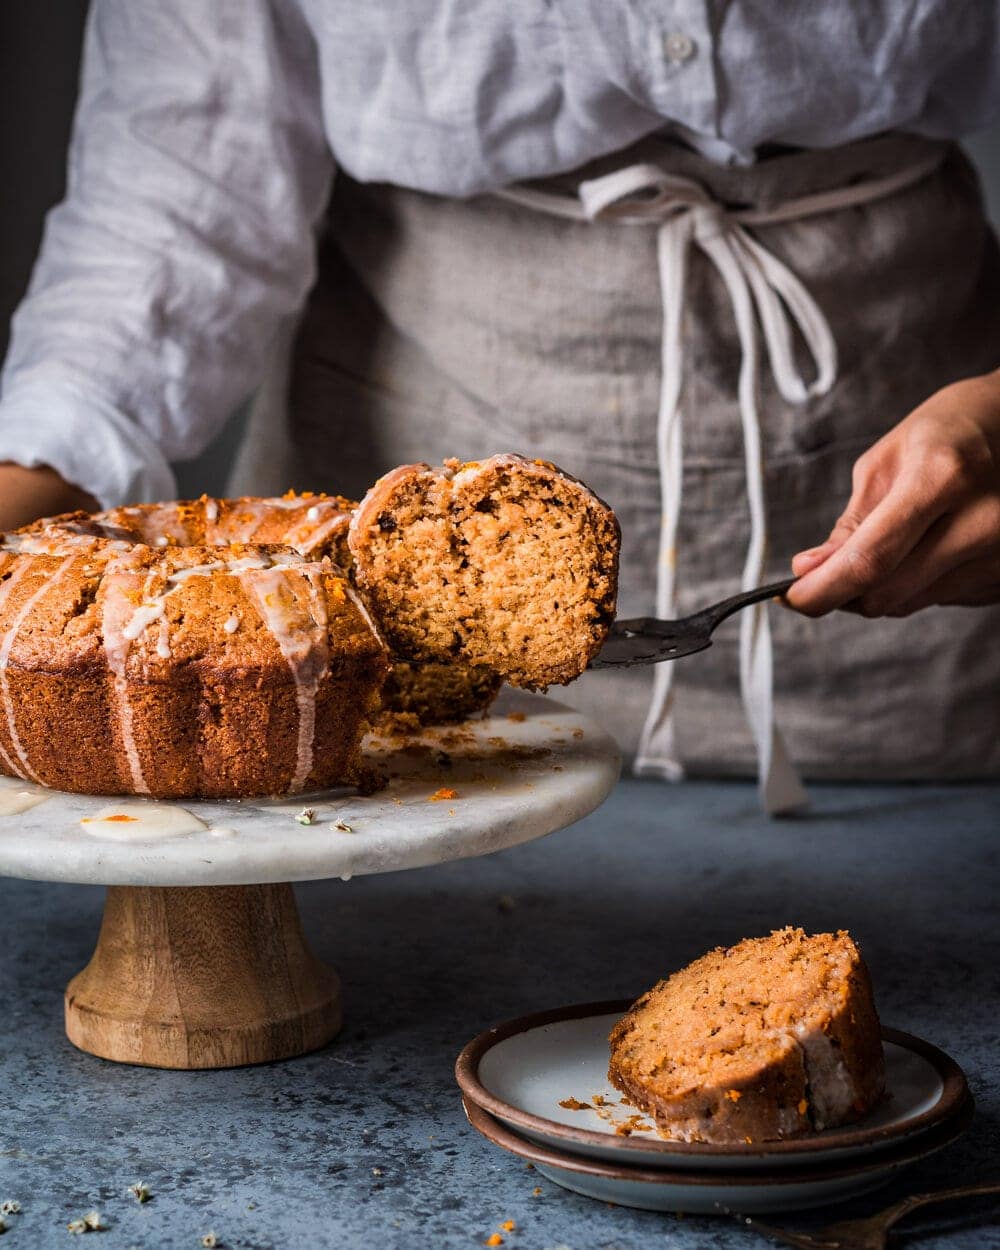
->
xmin=0 ymin=689 xmax=621 ymax=888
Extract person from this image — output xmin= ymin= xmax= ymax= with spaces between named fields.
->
xmin=2 ymin=2 xmax=999 ymax=812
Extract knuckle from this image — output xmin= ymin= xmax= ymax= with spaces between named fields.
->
xmin=921 ymin=440 xmax=987 ymax=495
xmin=851 ymin=452 xmax=876 ymax=490
xmin=843 ymin=542 xmax=894 ymax=587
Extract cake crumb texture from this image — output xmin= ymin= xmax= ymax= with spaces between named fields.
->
xmin=348 ymin=454 xmax=620 ymax=689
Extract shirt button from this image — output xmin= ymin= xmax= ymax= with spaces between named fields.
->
xmin=663 ymin=31 xmax=695 ymax=64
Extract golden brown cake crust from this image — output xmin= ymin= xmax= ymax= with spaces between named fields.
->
xmin=0 ymin=503 xmax=388 ymax=799
xmin=608 ymin=928 xmax=886 ymax=1144
xmin=348 ymin=454 xmax=621 ymax=689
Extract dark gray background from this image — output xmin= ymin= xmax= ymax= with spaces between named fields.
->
xmin=3 ymin=0 xmax=1000 ymax=498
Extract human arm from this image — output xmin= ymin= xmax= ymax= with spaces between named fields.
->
xmin=0 ymin=464 xmax=98 ymax=532
xmin=0 ymin=0 xmax=334 ymax=509
xmin=786 ymin=371 xmax=1000 ymax=616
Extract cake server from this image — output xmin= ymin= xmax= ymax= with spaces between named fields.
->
xmin=589 ymin=577 xmax=797 ymax=669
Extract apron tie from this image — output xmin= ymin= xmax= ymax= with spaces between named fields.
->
xmin=497 ymin=151 xmax=943 ymax=814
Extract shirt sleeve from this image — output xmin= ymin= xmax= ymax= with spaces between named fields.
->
xmin=0 ymin=0 xmax=334 ymax=508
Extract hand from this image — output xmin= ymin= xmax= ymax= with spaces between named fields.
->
xmin=0 ymin=463 xmax=98 ymax=533
xmin=786 ymin=372 xmax=1000 ymax=617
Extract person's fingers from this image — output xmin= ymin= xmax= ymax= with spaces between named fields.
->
xmin=886 ymin=554 xmax=1000 ymax=614
xmin=790 ymin=441 xmax=901 ymax=575
xmin=785 ymin=470 xmax=948 ymax=616
xmin=850 ymin=495 xmax=1000 ymax=616
xmin=791 ymin=542 xmax=837 ymax=576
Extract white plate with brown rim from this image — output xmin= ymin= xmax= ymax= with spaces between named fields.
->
xmin=454 ymin=1000 xmax=971 ymax=1173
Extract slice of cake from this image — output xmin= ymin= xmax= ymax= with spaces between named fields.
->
xmin=348 ymin=454 xmax=620 ymax=689
xmin=608 ymin=928 xmax=885 ymax=1143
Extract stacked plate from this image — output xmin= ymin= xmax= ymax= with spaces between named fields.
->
xmin=455 ymin=1000 xmax=973 ymax=1214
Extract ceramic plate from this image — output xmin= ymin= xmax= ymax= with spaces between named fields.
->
xmin=462 ymin=1095 xmax=974 ymax=1214
xmin=456 ymin=1000 xmax=970 ymax=1172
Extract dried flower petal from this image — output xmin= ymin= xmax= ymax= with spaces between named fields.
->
xmin=332 ymin=820 xmax=353 ymax=832
xmin=294 ymin=809 xmax=316 ymax=826
xmin=201 ymin=1233 xmax=220 ymax=1248
xmin=127 ymin=1182 xmax=152 ymax=1204
xmin=0 ymin=1202 xmax=19 ymax=1216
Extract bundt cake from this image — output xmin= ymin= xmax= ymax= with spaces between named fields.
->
xmin=0 ymin=522 xmax=386 ymax=798
xmin=608 ymin=928 xmax=885 ymax=1143
xmin=348 ymin=455 xmax=620 ymax=689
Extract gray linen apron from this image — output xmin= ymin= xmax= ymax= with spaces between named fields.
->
xmin=230 ymin=132 xmax=1000 ymax=786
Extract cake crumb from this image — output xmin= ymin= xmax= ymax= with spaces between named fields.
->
xmin=294 ymin=808 xmax=316 ymax=826
xmin=429 ymin=787 xmax=458 ymax=801
xmin=127 ymin=1182 xmax=152 ymax=1204
xmin=532 ymin=1187 xmax=542 ymax=1197
xmin=332 ymin=820 xmax=353 ymax=832
xmin=484 ymin=1235 xmax=503 ymax=1246
xmin=726 ymin=1089 xmax=742 ymax=1102
xmin=500 ymin=1220 xmax=516 ymax=1232
xmin=201 ymin=1233 xmax=220 ymax=1248
xmin=798 ymin=1098 xmax=808 ymax=1115
xmin=0 ymin=1202 xmax=20 ymax=1216
xmin=558 ymin=1097 xmax=590 ymax=1111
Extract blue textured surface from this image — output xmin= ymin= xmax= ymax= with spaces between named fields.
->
xmin=1 ymin=778 xmax=999 ymax=1248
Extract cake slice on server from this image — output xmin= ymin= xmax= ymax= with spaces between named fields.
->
xmin=348 ymin=454 xmax=621 ymax=690
xmin=608 ymin=928 xmax=886 ymax=1143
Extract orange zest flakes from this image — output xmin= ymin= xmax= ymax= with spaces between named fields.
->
xmin=725 ymin=1089 xmax=742 ymax=1102
xmin=484 ymin=1236 xmax=503 ymax=1247
xmin=104 ymin=814 xmax=139 ymax=822
xmin=429 ymin=787 xmax=458 ymax=801
xmin=558 ymin=1097 xmax=590 ymax=1111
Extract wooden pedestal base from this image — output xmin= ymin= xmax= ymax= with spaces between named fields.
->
xmin=65 ymin=883 xmax=341 ymax=1069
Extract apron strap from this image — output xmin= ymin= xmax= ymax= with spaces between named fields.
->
xmin=497 ymin=151 xmax=943 ymax=815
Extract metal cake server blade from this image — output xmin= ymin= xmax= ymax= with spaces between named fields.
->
xmin=589 ymin=577 xmax=797 ymax=670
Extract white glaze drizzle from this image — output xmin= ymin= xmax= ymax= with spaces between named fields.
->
xmin=0 ymin=775 xmax=52 ymax=815
xmin=80 ymin=800 xmax=207 ymax=841
xmin=101 ymin=556 xmax=154 ymax=794
xmin=156 ymin=613 xmax=172 ymax=660
xmin=281 ymin=499 xmax=352 ymax=557
xmin=0 ymin=557 xmax=76 ymax=783
xmin=238 ymin=564 xmax=330 ymax=792
xmin=0 ymin=563 xmax=35 ymax=778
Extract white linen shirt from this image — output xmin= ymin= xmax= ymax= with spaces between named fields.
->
xmin=2 ymin=0 xmax=999 ymax=506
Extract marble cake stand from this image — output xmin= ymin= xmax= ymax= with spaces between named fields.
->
xmin=0 ymin=690 xmax=619 ymax=1070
